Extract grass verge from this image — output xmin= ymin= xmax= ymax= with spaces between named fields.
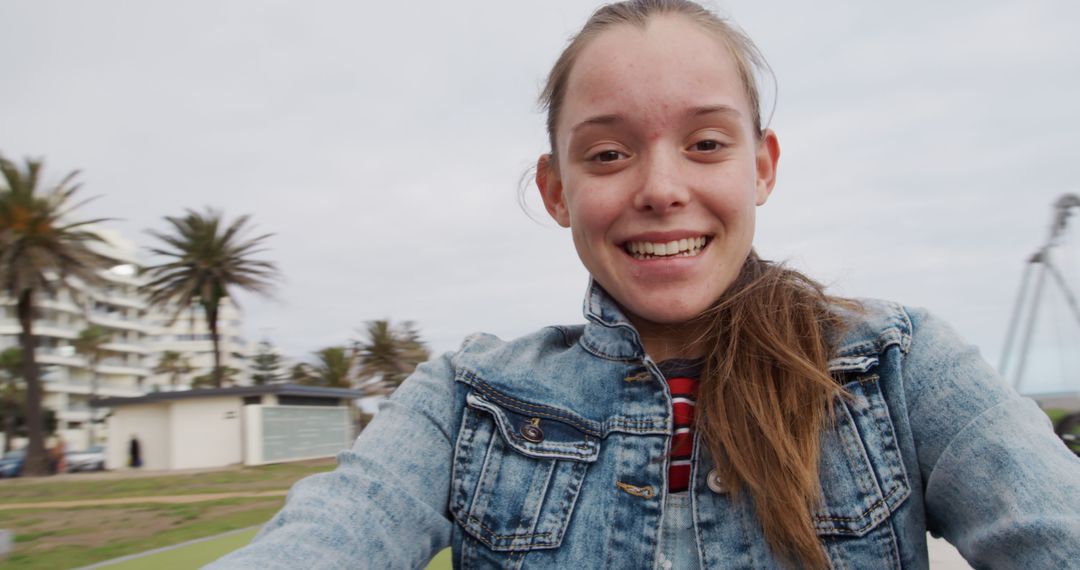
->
xmin=0 ymin=459 xmax=337 ymax=569
xmin=0 ymin=459 xmax=335 ymax=505
xmin=0 ymin=499 xmax=283 ymax=570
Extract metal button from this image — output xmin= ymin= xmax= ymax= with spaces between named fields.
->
xmin=520 ymin=418 xmax=544 ymax=443
xmin=706 ymin=468 xmax=726 ymax=494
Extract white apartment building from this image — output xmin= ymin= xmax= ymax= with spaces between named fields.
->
xmin=0 ymin=228 xmax=253 ymax=450
xmin=0 ymin=229 xmax=151 ymax=449
xmin=148 ymin=300 xmax=252 ymax=389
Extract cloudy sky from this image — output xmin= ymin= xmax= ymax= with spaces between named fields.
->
xmin=3 ymin=0 xmax=1079 ymax=394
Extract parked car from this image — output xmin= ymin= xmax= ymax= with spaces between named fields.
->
xmin=0 ymin=449 xmax=25 ymax=478
xmin=65 ymin=446 xmax=106 ymax=472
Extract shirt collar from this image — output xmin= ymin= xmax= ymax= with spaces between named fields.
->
xmin=580 ymin=279 xmax=648 ymax=362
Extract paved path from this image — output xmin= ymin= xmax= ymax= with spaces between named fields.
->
xmin=0 ymin=489 xmax=287 ymax=510
xmin=928 ymin=536 xmax=973 ymax=569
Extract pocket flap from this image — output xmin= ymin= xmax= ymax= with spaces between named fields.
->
xmin=466 ymin=392 xmax=600 ymax=462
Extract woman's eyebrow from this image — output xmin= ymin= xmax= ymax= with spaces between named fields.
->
xmin=689 ymin=105 xmax=742 ymax=120
xmin=570 ymin=114 xmax=623 ymax=135
xmin=570 ymin=105 xmax=743 ymax=135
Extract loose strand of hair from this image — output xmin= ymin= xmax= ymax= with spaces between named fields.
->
xmin=697 ymin=252 xmax=857 ymax=569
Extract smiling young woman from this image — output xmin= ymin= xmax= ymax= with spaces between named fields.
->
xmin=209 ymin=1 xmax=1080 ymax=569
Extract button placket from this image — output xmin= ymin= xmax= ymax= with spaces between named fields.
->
xmin=706 ymin=468 xmax=726 ymax=494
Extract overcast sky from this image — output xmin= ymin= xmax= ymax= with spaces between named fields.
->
xmin=3 ymin=0 xmax=1079 ymax=394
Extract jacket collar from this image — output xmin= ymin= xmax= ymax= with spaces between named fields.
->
xmin=580 ymin=279 xmax=648 ymax=362
xmin=578 ymin=279 xmax=912 ymax=370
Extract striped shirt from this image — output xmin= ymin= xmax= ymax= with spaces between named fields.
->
xmin=657 ymin=359 xmax=702 ymax=493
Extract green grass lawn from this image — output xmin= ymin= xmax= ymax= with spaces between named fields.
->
xmin=0 ymin=460 xmax=336 ymax=569
xmin=0 ymin=499 xmax=284 ymax=570
xmin=99 ymin=528 xmax=261 ymax=570
xmin=0 ymin=457 xmax=461 ymax=570
xmin=0 ymin=459 xmax=335 ymax=505
xmin=94 ymin=528 xmax=454 ymax=570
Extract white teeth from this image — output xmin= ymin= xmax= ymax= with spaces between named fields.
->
xmin=624 ymin=236 xmax=709 ymax=260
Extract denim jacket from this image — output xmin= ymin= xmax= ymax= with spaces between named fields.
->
xmin=209 ymin=282 xmax=1080 ymax=569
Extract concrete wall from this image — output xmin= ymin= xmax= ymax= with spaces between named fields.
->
xmin=106 ymin=403 xmax=170 ymax=470
xmin=243 ymin=405 xmax=264 ymax=465
xmin=169 ymin=397 xmax=243 ymax=469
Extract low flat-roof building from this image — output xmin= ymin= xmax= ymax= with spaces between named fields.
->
xmin=1031 ymin=391 xmax=1080 ymax=413
xmin=96 ymin=384 xmax=362 ymax=471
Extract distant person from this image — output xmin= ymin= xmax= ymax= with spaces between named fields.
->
xmin=209 ymin=1 xmax=1080 ymax=568
xmin=128 ymin=435 xmax=142 ymax=469
xmin=47 ymin=437 xmax=65 ymax=475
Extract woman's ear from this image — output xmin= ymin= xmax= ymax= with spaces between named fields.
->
xmin=755 ymin=129 xmax=781 ymax=206
xmin=536 ymin=154 xmax=571 ymax=227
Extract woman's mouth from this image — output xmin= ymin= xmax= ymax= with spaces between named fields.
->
xmin=623 ymin=236 xmax=709 ymax=260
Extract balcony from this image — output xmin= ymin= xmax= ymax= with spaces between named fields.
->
xmin=31 ymin=322 xmax=80 ymax=339
xmin=108 ymin=295 xmax=147 ymax=310
xmin=36 ymin=298 xmax=82 ymax=314
xmin=98 ymin=358 xmax=151 ymax=377
xmin=102 ymin=341 xmax=152 ymax=355
xmin=36 ymin=347 xmax=85 ymax=367
xmin=87 ymin=311 xmax=153 ymax=333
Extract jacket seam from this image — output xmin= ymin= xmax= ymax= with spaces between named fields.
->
xmin=813 ymin=482 xmax=905 ymax=529
xmin=578 ymin=335 xmax=641 ymax=362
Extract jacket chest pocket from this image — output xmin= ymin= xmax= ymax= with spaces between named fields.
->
xmin=450 ymin=391 xmax=601 ymax=552
xmin=814 ymin=372 xmax=911 ymax=568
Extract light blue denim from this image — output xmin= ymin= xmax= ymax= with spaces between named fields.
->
xmin=658 ymin=493 xmax=699 ymax=570
xmin=207 ymin=280 xmax=1080 ymax=569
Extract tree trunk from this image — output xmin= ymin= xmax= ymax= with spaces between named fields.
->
xmin=87 ymin=355 xmax=98 ymax=447
xmin=206 ymin=301 xmax=222 ymax=389
xmin=2 ymin=393 xmax=14 ymax=454
xmin=17 ymin=290 xmax=48 ymax=476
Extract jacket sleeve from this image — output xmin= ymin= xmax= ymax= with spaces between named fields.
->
xmin=205 ymin=351 xmax=462 ymax=569
xmin=902 ymin=307 xmax=1080 ymax=569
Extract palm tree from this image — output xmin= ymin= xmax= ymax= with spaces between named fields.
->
xmin=142 ymin=209 xmax=279 ymax=388
xmin=152 ymin=350 xmax=192 ymax=390
xmin=191 ymin=366 xmax=239 ymax=389
xmin=354 ymin=320 xmax=430 ymax=397
xmin=0 ymin=155 xmax=110 ymax=476
xmin=289 ymin=362 xmax=316 ymax=385
xmin=311 ymin=346 xmax=353 ymax=388
xmin=0 ymin=347 xmax=23 ymax=453
xmin=73 ymin=325 xmax=110 ymax=446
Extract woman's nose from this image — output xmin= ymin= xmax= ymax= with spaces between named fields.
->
xmin=632 ymin=151 xmax=690 ymax=214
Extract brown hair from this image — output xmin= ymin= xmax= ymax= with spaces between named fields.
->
xmin=539 ymin=2 xmax=853 ymax=567
xmin=540 ymin=0 xmax=769 ymax=160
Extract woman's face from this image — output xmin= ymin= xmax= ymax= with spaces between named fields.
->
xmin=537 ymin=16 xmax=780 ymax=354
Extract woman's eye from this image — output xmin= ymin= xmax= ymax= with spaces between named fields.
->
xmin=590 ymin=150 xmax=625 ymax=163
xmin=691 ymin=139 xmax=722 ymax=152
